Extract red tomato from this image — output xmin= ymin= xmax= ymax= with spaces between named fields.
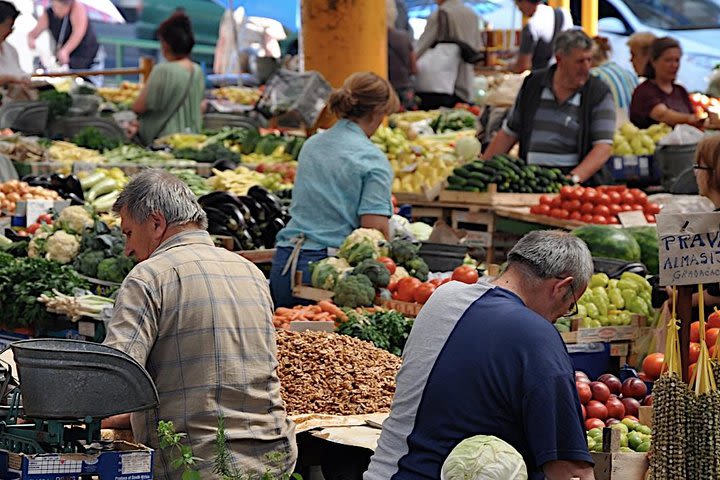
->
xmin=620 ymin=204 xmax=633 ymax=212
xmin=25 ymin=223 xmax=41 ymax=235
xmin=609 ymin=204 xmax=622 ymax=215
xmin=551 ymin=196 xmax=563 ymax=208
xmin=621 ymin=191 xmax=635 ymax=204
xmin=387 ymin=281 xmax=398 ymax=292
xmin=569 ymin=187 xmax=585 ymax=201
xmin=549 ymin=208 xmax=563 ymax=218
xmin=560 ymin=185 xmax=575 ymax=200
xmin=414 ymin=283 xmax=436 ymax=304
xmin=397 ymin=277 xmax=421 ymax=300
xmin=555 ymin=209 xmax=570 ymax=220
xmin=452 ymin=265 xmax=479 ymax=284
xmin=630 ymin=188 xmax=648 ymax=205
xmin=377 ymin=256 xmax=396 ymax=274
xmin=605 ymin=185 xmax=628 ymax=193
xmin=645 ymin=214 xmax=656 ymax=223
xmin=585 ymin=418 xmax=605 ymax=430
xmin=596 ymin=193 xmax=611 ymax=206
xmin=690 ymin=342 xmax=701 ymax=364
xmin=691 ymin=321 xmax=700 ymax=343
xmin=569 ymin=211 xmax=582 ymax=221
xmin=427 ymin=278 xmax=443 ymax=287
xmin=593 ymin=205 xmax=611 ymax=217
xmin=536 ymin=204 xmax=551 ymax=215
xmin=539 ymin=195 xmax=554 ymax=205
xmin=708 ymin=309 xmax=720 ymax=329
xmin=530 ymin=205 xmax=542 ymax=214
xmin=644 ymin=203 xmax=661 ymax=215
xmin=608 ymin=191 xmax=621 ymax=204
xmin=607 ymin=216 xmax=620 ymax=224
xmin=707 ymin=328 xmax=720 ymax=349
xmin=630 ymin=204 xmax=644 ymax=211
xmin=564 ymin=199 xmax=581 ymax=212
xmin=393 ymin=289 xmax=414 ymax=302
xmin=642 ymin=353 xmax=666 ymax=381
xmin=582 ymin=188 xmax=598 ymax=204
xmin=580 ymin=213 xmax=594 ymax=223
xmin=592 ymin=215 xmax=608 ymax=224
xmin=36 ymin=213 xmax=53 ymax=224
xmin=580 ymin=202 xmax=595 ymax=214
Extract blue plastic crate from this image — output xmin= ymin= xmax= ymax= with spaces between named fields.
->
xmin=608 ymin=155 xmax=660 ymax=182
xmin=567 ymin=342 xmax=612 ymax=380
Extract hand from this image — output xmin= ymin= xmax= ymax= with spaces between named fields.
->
xmin=57 ymin=48 xmax=70 ymax=66
xmin=27 ymin=35 xmax=35 ymax=50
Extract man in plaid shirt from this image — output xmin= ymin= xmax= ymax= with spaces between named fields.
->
xmin=103 ymin=169 xmax=296 ymax=479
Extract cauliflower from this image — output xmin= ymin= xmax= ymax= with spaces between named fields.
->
xmin=45 ymin=230 xmax=81 ymax=264
xmin=390 ymin=266 xmax=410 ymax=284
xmin=57 ymin=206 xmax=94 ymax=233
xmin=28 ymin=229 xmax=51 ymax=258
xmin=344 ymin=228 xmax=385 ymax=247
xmin=310 ymin=257 xmax=351 ymax=290
xmin=338 ymin=228 xmax=388 ymax=263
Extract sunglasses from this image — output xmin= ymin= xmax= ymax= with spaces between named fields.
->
xmin=694 ymin=164 xmax=712 ymax=171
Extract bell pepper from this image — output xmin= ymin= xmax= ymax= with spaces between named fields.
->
xmin=627 ymin=297 xmax=649 ymax=316
xmin=577 ymin=303 xmax=588 ymax=318
xmin=589 ymin=273 xmax=609 ymax=289
xmin=592 ymin=287 xmax=609 ymax=316
xmin=620 ymin=272 xmax=651 ymax=293
xmin=585 ymin=302 xmax=600 ymax=319
xmin=617 ymin=279 xmax=638 ymax=292
xmin=608 ymin=279 xmax=619 ymax=289
xmin=621 ymin=288 xmax=637 ymax=306
xmin=608 ymin=287 xmax=625 ymax=310
xmin=580 ymin=317 xmax=593 ymax=329
xmin=618 ymin=311 xmax=632 ymax=325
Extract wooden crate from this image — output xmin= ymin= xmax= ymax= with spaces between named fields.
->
xmin=380 ymin=299 xmax=424 ymax=317
xmin=592 ymin=427 xmax=649 ymax=480
xmin=394 ymin=181 xmax=444 ymax=203
xmin=439 ymin=184 xmax=544 ymax=207
xmin=292 ymin=272 xmax=334 ymax=302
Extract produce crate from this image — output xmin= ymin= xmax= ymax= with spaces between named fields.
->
xmin=292 ymin=272 xmax=334 ymax=302
xmin=591 ymin=427 xmax=649 ymax=480
xmin=379 ymin=299 xmax=424 ymax=317
xmin=608 ymin=155 xmax=659 ymax=182
xmin=561 ymin=325 xmax=641 ymax=344
xmin=439 ymin=183 xmax=544 ymax=207
xmin=394 ymin=181 xmax=445 ymax=203
xmin=567 ymin=342 xmax=612 ymax=379
xmin=12 ymin=161 xmax=65 ymax=177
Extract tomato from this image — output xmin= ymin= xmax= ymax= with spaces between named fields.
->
xmin=377 ymin=256 xmax=396 ymax=274
xmin=25 ymin=223 xmax=41 ymax=235
xmin=706 ymin=328 xmax=720 ymax=349
xmin=596 ymin=193 xmax=611 ymax=206
xmin=621 ymin=191 xmax=635 ymax=204
xmin=609 ymin=204 xmax=622 ymax=215
xmin=580 ymin=213 xmax=594 ymax=223
xmin=580 ymin=202 xmax=595 ymax=214
xmin=530 ymin=205 xmax=542 ymax=214
xmin=644 ymin=203 xmax=661 ymax=215
xmin=630 ymin=204 xmax=644 ymax=211
xmin=539 ymin=195 xmax=554 ymax=205
xmin=605 ymin=185 xmax=628 ymax=193
xmin=536 ymin=204 xmax=551 ymax=215
xmin=563 ymin=199 xmax=581 ymax=212
xmin=560 ymin=185 xmax=576 ymax=200
xmin=593 ymin=205 xmax=611 ymax=217
xmin=585 ymin=418 xmax=605 ymax=430
xmin=645 ymin=214 xmax=656 ymax=223
xmin=569 ymin=211 xmax=582 ymax=221
xmin=690 ymin=342 xmax=701 ymax=364
xmin=607 ymin=216 xmax=620 ymax=224
xmin=691 ymin=321 xmax=700 ymax=343
xmin=428 ymin=278 xmax=443 ymax=287
xmin=413 ymin=283 xmax=436 ymax=304
xmin=550 ymin=196 xmax=563 ymax=208
xmin=549 ymin=208 xmax=562 ymax=218
xmin=630 ymin=189 xmax=648 ymax=205
xmin=592 ymin=215 xmax=608 ymax=224
xmin=36 ymin=213 xmax=53 ymax=224
xmin=393 ymin=289 xmax=414 ymax=302
xmin=555 ymin=209 xmax=570 ymax=220
xmin=642 ymin=353 xmax=666 ymax=381
xmin=452 ymin=265 xmax=479 ymax=284
xmin=708 ymin=309 xmax=720 ymax=329
xmin=608 ymin=191 xmax=621 ymax=204
xmin=620 ymin=204 xmax=633 ymax=212
xmin=387 ymin=281 xmax=398 ymax=292
xmin=569 ymin=187 xmax=584 ymax=201
xmin=397 ymin=277 xmax=421 ymax=300
xmin=582 ymin=188 xmax=598 ymax=204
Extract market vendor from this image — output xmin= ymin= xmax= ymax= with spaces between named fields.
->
xmin=0 ymin=2 xmax=30 ymax=88
xmin=131 ymin=12 xmax=204 ymax=145
xmin=269 ymin=72 xmax=399 ymax=308
xmin=510 ymin=0 xmax=573 ymax=73
xmin=102 ymin=170 xmax=297 ymax=479
xmin=629 ymin=36 xmax=703 ymax=130
xmin=483 ymin=29 xmax=616 ymax=185
xmin=27 ymin=0 xmax=101 ymax=71
xmin=364 ymin=230 xmax=595 ymax=480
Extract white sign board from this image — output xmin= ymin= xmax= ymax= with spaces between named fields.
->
xmin=657 ymin=212 xmax=720 ymax=286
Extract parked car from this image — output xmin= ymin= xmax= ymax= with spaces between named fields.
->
xmin=136 ymin=0 xmax=224 ymax=46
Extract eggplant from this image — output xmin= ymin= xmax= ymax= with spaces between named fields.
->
xmin=212 ymin=203 xmax=247 ymax=230
xmin=67 ymin=193 xmax=85 ymax=206
xmin=203 ymin=207 xmax=231 ymax=229
xmin=198 ymin=192 xmax=245 ymax=211
xmin=63 ymin=175 xmax=84 ymax=199
xmin=248 ymin=186 xmax=283 ymax=216
xmin=238 ymin=196 xmax=266 ymax=223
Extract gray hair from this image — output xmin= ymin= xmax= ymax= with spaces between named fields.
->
xmin=112 ymin=169 xmax=208 ymax=230
xmin=506 ymin=230 xmax=593 ymax=291
xmin=554 ymin=28 xmax=593 ymax=56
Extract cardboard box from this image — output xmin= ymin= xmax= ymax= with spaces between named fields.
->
xmin=0 ymin=441 xmax=153 ymax=480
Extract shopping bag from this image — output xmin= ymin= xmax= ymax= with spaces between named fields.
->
xmin=414 ymin=43 xmax=461 ymax=95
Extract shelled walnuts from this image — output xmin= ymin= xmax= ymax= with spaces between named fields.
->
xmin=275 ymin=330 xmax=402 ymax=415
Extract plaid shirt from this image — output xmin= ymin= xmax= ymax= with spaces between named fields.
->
xmin=104 ymin=230 xmax=296 ymax=479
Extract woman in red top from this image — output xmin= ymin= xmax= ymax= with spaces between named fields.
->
xmin=629 ymin=36 xmax=704 ymax=129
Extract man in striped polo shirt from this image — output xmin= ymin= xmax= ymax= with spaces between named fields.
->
xmin=484 ymin=29 xmax=616 ymax=186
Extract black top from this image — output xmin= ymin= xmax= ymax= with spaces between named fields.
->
xmin=47 ymin=6 xmax=99 ymax=70
xmin=388 ymin=28 xmax=413 ymax=90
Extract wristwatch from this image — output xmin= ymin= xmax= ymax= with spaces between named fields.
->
xmin=570 ymin=174 xmax=582 ymax=184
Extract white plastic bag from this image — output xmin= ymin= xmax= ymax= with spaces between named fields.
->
xmin=657 ymin=124 xmax=704 ymax=146
xmin=414 ymin=43 xmax=461 ymax=95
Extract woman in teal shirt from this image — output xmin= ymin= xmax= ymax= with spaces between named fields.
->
xmin=270 ymin=72 xmax=399 ymax=307
xmin=132 ymin=12 xmax=204 ymax=145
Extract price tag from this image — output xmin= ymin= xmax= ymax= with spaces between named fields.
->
xmin=617 ymin=210 xmax=648 ymax=227
xmin=24 ymin=199 xmax=54 ymax=227
xmin=657 ymin=212 xmax=720 ymax=286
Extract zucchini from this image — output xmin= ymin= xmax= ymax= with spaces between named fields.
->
xmin=447 ymin=175 xmax=468 ymax=185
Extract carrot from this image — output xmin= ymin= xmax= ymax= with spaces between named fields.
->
xmin=275 ymin=307 xmax=293 ymax=315
xmin=313 ymin=312 xmax=331 ymax=321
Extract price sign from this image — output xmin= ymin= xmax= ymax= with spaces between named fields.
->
xmin=657 ymin=212 xmax=720 ymax=286
xmin=618 ymin=210 xmax=648 ymax=227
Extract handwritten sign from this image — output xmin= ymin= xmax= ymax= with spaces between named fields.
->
xmin=618 ymin=211 xmax=649 ymax=228
xmin=657 ymin=212 xmax=720 ymax=286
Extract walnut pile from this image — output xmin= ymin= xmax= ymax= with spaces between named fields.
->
xmin=275 ymin=329 xmax=402 ymax=415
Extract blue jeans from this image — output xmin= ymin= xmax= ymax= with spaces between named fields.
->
xmin=269 ymin=247 xmax=328 ymax=308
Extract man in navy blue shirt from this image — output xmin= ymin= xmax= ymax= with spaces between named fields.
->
xmin=365 ymin=230 xmax=595 ymax=480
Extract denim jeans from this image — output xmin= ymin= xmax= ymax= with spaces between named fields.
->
xmin=269 ymin=247 xmax=328 ymax=308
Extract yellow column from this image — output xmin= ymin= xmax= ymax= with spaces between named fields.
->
xmin=548 ymin=0 xmax=570 ymax=10
xmin=581 ymin=0 xmax=598 ymax=37
xmin=301 ymin=0 xmax=387 ymax=87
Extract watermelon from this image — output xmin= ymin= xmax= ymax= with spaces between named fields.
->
xmin=627 ymin=226 xmax=659 ymax=275
xmin=572 ymin=225 xmax=642 ymax=263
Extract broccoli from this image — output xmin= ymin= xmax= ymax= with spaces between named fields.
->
xmin=389 ymin=239 xmax=419 ymax=265
xmin=333 ymin=274 xmax=375 ymax=308
xmin=97 ymin=255 xmax=135 ymax=283
xmin=351 ymin=259 xmax=390 ymax=288
xmin=73 ymin=250 xmax=106 ymax=277
xmin=338 ymin=240 xmax=377 ymax=266
xmin=405 ymin=257 xmax=429 ymax=282
xmin=310 ymin=257 xmax=351 ymax=290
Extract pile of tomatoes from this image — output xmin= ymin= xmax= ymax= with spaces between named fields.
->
xmin=529 ymin=185 xmax=661 ymax=225
xmin=388 ymin=265 xmax=479 ymax=304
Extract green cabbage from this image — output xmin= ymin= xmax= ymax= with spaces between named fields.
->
xmin=455 ymin=136 xmax=482 ymax=162
xmin=441 ymin=435 xmax=528 ymax=480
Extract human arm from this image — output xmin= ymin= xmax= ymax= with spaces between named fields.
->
xmin=570 ymin=143 xmax=612 ymax=183
xmin=409 ymin=50 xmax=418 ymax=75
xmin=511 ymin=53 xmax=532 ymax=74
xmin=512 ymin=26 xmax=535 ymax=73
xmin=570 ymin=90 xmax=615 ymax=182
xmin=649 ymin=103 xmax=704 ymax=127
xmin=27 ymin=11 xmax=48 ymax=50
xmin=0 ymin=75 xmax=30 ymax=87
xmin=361 ymin=214 xmax=390 ymax=239
xmin=132 ymin=83 xmax=150 ymax=114
xmin=132 ymin=65 xmax=164 ymax=114
xmin=57 ymin=2 xmax=89 ymax=64
xmin=101 ymin=413 xmax=131 ymax=429
xmin=358 ymin=157 xmax=393 ymax=240
xmin=543 ymin=460 xmax=595 ymax=480
xmin=482 ymin=128 xmax=517 ymax=159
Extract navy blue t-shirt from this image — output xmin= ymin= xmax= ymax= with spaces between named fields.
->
xmin=365 ymin=281 xmax=592 ymax=480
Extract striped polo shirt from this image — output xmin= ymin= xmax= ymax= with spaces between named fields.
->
xmin=503 ymin=78 xmax=616 ymax=167
xmin=591 ymin=61 xmax=639 ymax=110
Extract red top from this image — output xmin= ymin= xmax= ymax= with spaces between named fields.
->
xmin=629 ymin=80 xmax=693 ymax=129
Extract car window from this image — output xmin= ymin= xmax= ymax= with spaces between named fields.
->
xmin=621 ymin=0 xmax=720 ymax=30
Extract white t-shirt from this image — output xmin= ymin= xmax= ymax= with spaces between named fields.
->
xmin=519 ymin=4 xmax=574 ymax=70
xmin=0 ymin=42 xmax=27 ymax=79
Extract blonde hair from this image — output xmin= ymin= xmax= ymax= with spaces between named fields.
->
xmin=387 ymin=0 xmax=398 ymax=27
xmin=626 ymin=32 xmax=656 ymax=56
xmin=328 ymin=72 xmax=400 ymax=119
xmin=591 ymin=36 xmax=612 ymax=66
xmin=695 ymin=135 xmax=720 ymax=193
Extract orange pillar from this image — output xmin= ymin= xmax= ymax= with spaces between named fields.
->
xmin=301 ymin=0 xmax=387 ymax=87
xmin=581 ymin=0 xmax=599 ymax=37
xmin=548 ymin=0 xmax=570 ymax=10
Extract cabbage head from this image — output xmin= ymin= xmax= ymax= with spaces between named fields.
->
xmin=441 ymin=435 xmax=528 ymax=480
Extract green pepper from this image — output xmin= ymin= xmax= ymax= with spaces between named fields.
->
xmin=627 ymin=297 xmax=649 ymax=316
xmin=620 ymin=272 xmax=651 ymax=293
xmin=577 ymin=303 xmax=588 ymax=318
xmin=585 ymin=302 xmax=600 ymax=319
xmin=618 ymin=311 xmax=632 ymax=325
xmin=621 ymin=288 xmax=637 ymax=306
xmin=617 ymin=279 xmax=638 ymax=292
xmin=592 ymin=287 xmax=609 ymax=316
xmin=578 ymin=290 xmax=594 ymax=305
xmin=597 ymin=315 xmax=608 ymax=326
xmin=608 ymin=279 xmax=619 ymax=289
xmin=580 ymin=317 xmax=593 ymax=328
xmin=608 ymin=287 xmax=625 ymax=309
xmin=589 ymin=273 xmax=610 ymax=289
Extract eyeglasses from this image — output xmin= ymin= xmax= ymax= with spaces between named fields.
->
xmin=693 ymin=164 xmax=712 ymax=171
xmin=555 ymin=277 xmax=578 ymax=318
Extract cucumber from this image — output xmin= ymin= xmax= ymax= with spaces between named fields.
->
xmin=468 ymin=171 xmax=491 ymax=182
xmin=467 ymin=179 xmax=486 ymax=189
xmin=447 ymin=175 xmax=468 ymax=186
xmin=446 ymin=184 xmax=466 ymax=191
xmin=460 ymin=185 xmax=480 ymax=192
xmin=453 ymin=167 xmax=472 ymax=178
